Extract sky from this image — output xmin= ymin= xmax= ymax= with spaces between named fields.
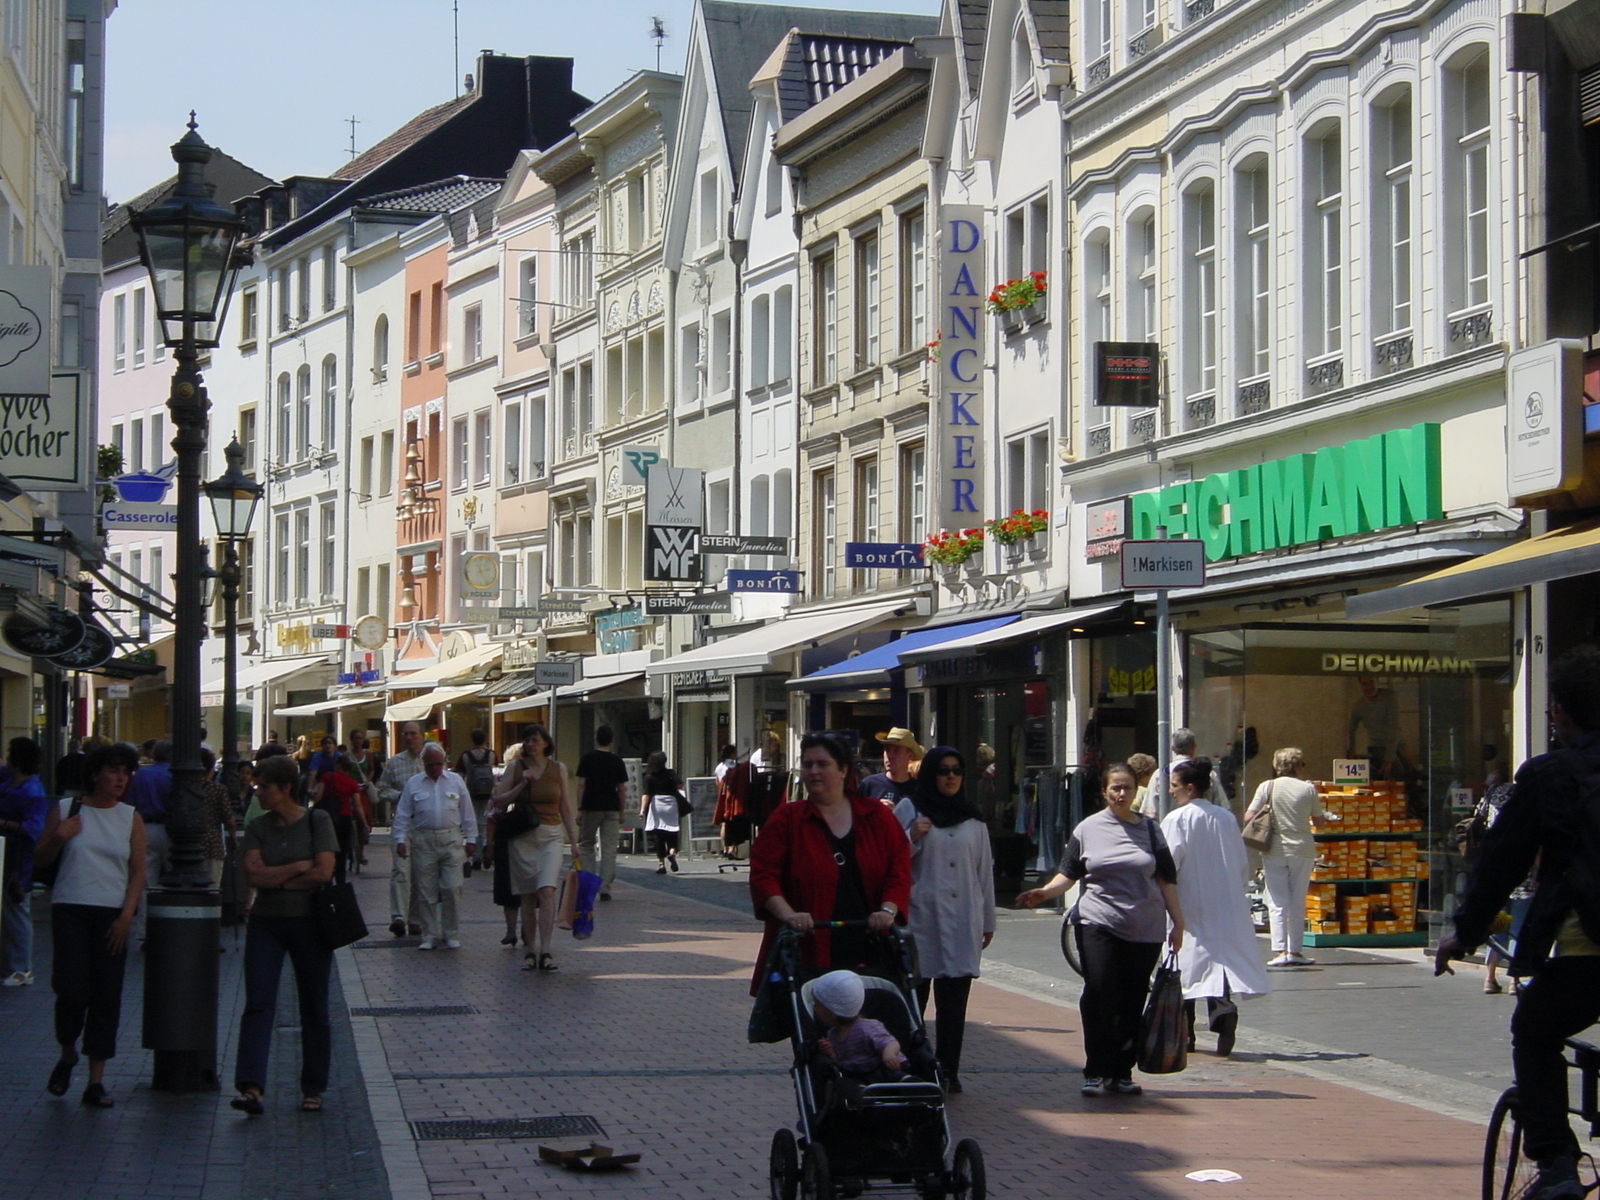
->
xmin=104 ymin=0 xmax=937 ymax=203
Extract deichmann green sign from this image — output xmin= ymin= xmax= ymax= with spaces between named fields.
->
xmin=1129 ymin=422 xmax=1442 ymax=562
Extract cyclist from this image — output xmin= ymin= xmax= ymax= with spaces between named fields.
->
xmin=1436 ymin=645 xmax=1600 ymax=1200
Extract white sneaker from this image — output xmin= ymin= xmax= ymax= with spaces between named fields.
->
xmin=418 ymin=937 xmax=435 ymax=950
xmin=1268 ymin=952 xmax=1291 ymax=967
xmin=445 ymin=937 xmax=462 ymax=949
xmin=1 ymin=970 xmax=32 ymax=986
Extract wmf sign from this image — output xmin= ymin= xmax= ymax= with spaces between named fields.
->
xmin=646 ymin=464 xmax=703 ymax=583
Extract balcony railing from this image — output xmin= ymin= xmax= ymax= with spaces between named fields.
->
xmin=1185 ymin=393 xmax=1216 ymax=428
xmin=1085 ymin=55 xmax=1111 ymax=88
xmin=1373 ymin=331 xmax=1414 ymax=374
xmin=1130 ymin=412 xmax=1157 ymax=445
xmin=1185 ymin=0 xmax=1215 ymax=23
xmin=1306 ymin=356 xmax=1344 ymax=394
xmin=1448 ymin=306 xmax=1494 ymax=351
xmin=1128 ymin=26 xmax=1158 ymax=60
xmin=1087 ymin=426 xmax=1112 ymax=457
xmin=1236 ymin=377 xmax=1270 ymax=416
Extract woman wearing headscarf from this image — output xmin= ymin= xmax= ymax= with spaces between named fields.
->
xmin=892 ymin=746 xmax=994 ymax=1093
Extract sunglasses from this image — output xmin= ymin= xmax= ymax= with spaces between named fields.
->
xmin=934 ymin=767 xmax=964 ymax=777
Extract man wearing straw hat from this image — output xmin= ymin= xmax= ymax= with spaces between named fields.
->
xmin=860 ymin=728 xmax=923 ymax=807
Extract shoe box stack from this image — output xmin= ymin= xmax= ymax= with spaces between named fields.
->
xmin=1312 ymin=781 xmax=1423 ymax=834
xmin=1306 ymin=883 xmax=1341 ymax=937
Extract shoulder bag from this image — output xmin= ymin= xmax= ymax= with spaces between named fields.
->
xmin=295 ymin=808 xmax=366 ymax=950
xmin=1137 ymin=949 xmax=1188 ymax=1074
xmin=1241 ymin=779 xmax=1278 ymax=853
xmin=33 ymin=797 xmax=82 ymax=890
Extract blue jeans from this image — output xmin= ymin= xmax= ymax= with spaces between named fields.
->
xmin=2 ymin=886 xmax=30 ymax=974
xmin=236 ymin=913 xmax=332 ymax=1096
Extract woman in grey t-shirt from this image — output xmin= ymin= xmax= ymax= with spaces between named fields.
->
xmin=1018 ymin=762 xmax=1183 ymax=1096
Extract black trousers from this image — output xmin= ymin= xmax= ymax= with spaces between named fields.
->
xmin=651 ymin=830 xmax=679 ymax=860
xmin=1511 ymin=956 xmax=1600 ymax=1163
xmin=915 ymin=975 xmax=975 ymax=1076
xmin=51 ymin=904 xmax=128 ymax=1062
xmin=1075 ymin=923 xmax=1161 ymax=1081
xmin=330 ymin=814 xmax=354 ymax=885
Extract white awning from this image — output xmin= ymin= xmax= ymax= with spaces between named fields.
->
xmin=645 ymin=600 xmax=906 ymax=678
xmin=898 ymin=604 xmax=1120 ymax=664
xmin=490 ymin=671 xmax=645 ymax=716
xmin=201 ymin=655 xmax=331 ymax=696
xmin=273 ymin=693 xmax=388 ymax=718
xmin=391 ymin=642 xmax=505 ymax=688
xmin=382 ymin=683 xmax=485 ymax=723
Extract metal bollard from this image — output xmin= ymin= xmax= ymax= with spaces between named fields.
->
xmin=143 ymin=887 xmax=220 ymax=1092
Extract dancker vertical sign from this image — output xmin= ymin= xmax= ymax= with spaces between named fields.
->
xmin=939 ymin=206 xmax=985 ymax=532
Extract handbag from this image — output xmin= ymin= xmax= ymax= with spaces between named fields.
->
xmin=312 ymin=880 xmax=368 ymax=950
xmin=1137 ymin=949 xmax=1188 ymax=1075
xmin=1241 ymin=780 xmax=1278 ymax=853
xmin=218 ymin=839 xmax=249 ymax=927
xmin=496 ymin=801 xmax=537 ymax=839
xmin=33 ymin=798 xmax=82 ymax=890
xmin=676 ymin=789 xmax=694 ymax=818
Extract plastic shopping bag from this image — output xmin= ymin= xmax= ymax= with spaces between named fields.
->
xmin=1137 ymin=950 xmax=1188 ymax=1075
xmin=570 ymin=868 xmax=603 ymax=939
xmin=556 ymin=867 xmax=579 ymax=930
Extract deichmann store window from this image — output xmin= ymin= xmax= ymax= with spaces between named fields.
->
xmin=1185 ymin=600 xmax=1513 ymax=948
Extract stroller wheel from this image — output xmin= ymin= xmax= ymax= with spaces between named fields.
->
xmin=769 ymin=1128 xmax=799 ymax=1200
xmin=801 ymin=1142 xmax=834 ymax=1200
xmin=950 ymin=1139 xmax=985 ymax=1200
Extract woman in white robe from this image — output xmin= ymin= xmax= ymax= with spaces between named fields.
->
xmin=1160 ymin=758 xmax=1271 ymax=1056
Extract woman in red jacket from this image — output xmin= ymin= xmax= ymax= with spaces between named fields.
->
xmin=749 ymin=733 xmax=911 ymax=991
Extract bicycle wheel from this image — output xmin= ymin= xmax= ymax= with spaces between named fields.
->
xmin=1059 ymin=915 xmax=1083 ymax=978
xmin=1484 ymin=1088 xmax=1537 ymax=1200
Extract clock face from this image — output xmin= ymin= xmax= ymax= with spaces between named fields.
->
xmin=464 ymin=553 xmax=499 ymax=590
xmin=353 ymin=615 xmax=388 ymax=650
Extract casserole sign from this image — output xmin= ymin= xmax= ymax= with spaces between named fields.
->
xmin=939 ymin=207 xmax=985 ymax=530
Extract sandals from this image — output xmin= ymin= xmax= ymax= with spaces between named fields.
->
xmin=538 ymin=952 xmax=558 ymax=973
xmin=46 ymin=1052 xmax=77 ymax=1096
xmin=521 ymin=953 xmax=539 ymax=971
xmin=81 ymin=1082 xmax=114 ymax=1108
xmin=301 ymin=1096 xmax=323 ymax=1113
xmin=230 ymin=1089 xmax=265 ymax=1116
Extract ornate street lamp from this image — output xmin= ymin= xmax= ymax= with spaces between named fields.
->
xmin=203 ymin=439 xmax=262 ymax=807
xmin=130 ymin=116 xmax=248 ymax=1093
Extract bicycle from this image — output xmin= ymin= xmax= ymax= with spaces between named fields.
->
xmin=1483 ymin=1037 xmax=1600 ymax=1200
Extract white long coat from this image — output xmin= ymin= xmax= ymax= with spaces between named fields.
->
xmin=1161 ymin=798 xmax=1272 ymax=1001
xmin=892 ymin=798 xmax=995 ymax=978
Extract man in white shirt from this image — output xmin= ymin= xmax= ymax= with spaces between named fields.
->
xmin=1145 ymin=728 xmax=1230 ymax=823
xmin=379 ymin=722 xmax=429 ymax=937
xmin=393 ymin=744 xmax=478 ymax=950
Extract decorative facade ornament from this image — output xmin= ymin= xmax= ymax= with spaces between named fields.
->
xmin=424 ymin=398 xmax=443 ymax=416
xmin=626 ymin=290 xmax=641 ymax=323
xmin=646 ymin=280 xmax=663 ymax=314
xmin=605 ymin=465 xmax=623 ymax=500
xmin=606 ymin=301 xmax=622 ymax=332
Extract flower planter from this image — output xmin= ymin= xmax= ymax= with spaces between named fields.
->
xmin=999 ymin=308 xmax=1025 ymax=335
xmin=1002 ymin=541 xmax=1025 ymax=568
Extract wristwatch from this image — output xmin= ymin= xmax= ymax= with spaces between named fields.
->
xmin=879 ymin=904 xmax=897 ymax=917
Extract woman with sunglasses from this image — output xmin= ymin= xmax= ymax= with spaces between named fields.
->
xmin=893 ymin=747 xmax=994 ymax=1093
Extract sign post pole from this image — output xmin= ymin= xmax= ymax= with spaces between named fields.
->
xmin=1156 ymin=556 xmax=1172 ymax=784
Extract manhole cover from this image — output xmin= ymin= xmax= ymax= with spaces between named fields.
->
xmin=411 ymin=1115 xmax=606 ymax=1142
xmin=349 ymin=1005 xmax=479 ymax=1017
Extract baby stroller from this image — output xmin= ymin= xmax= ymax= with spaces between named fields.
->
xmin=766 ymin=922 xmax=986 ymax=1200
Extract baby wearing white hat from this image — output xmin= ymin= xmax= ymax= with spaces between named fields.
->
xmin=812 ymin=970 xmax=910 ymax=1081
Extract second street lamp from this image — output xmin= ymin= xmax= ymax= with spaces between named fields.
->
xmin=130 ymin=115 xmax=248 ymax=1093
xmin=203 ymin=439 xmax=262 ymax=805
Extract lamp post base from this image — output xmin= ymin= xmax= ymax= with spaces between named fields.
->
xmin=143 ymin=887 xmax=221 ymax=1092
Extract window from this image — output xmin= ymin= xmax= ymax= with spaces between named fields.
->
xmin=1303 ymin=124 xmax=1343 ymax=359
xmin=276 ymin=373 xmax=291 ymax=460
xmin=528 ymin=393 xmax=547 ymax=477
xmin=276 ymin=268 xmax=290 ymax=333
xmin=429 ymin=283 xmax=444 ymax=356
xmin=855 ymin=232 xmax=880 ymax=367
xmin=503 ymin=404 xmax=522 ymax=485
xmin=774 ymin=469 xmax=793 ymax=538
xmin=452 ymin=417 xmax=469 ymax=489
xmin=1127 ymin=211 xmax=1157 ymax=341
xmin=679 ymin=322 xmax=702 ymax=403
xmin=1445 ymin=50 xmax=1492 ymax=316
xmin=1128 ymin=0 xmax=1157 ymax=40
xmin=899 ymin=442 xmax=927 ymax=545
xmin=151 ymin=414 xmax=165 ymax=469
xmin=626 ymin=172 xmax=648 ymax=252
xmin=1006 ymin=430 xmax=1051 ymax=520
xmin=274 ymin=515 xmax=290 ymax=602
xmin=376 ymin=562 xmax=391 ymax=621
xmin=578 ymin=360 xmax=594 ymax=449
xmin=296 ymin=256 xmax=310 ymax=322
xmin=518 ymin=258 xmax=538 ymax=339
xmin=240 ymin=409 xmax=257 ymax=473
xmin=853 ymin=457 xmax=880 ymax=543
xmin=577 ymin=515 xmax=594 ymax=586
xmin=112 ymin=293 xmax=125 ymax=371
xmin=150 ymin=546 xmax=164 ymax=600
xmin=1182 ymin=182 xmax=1218 ymax=401
xmin=711 ymin=310 xmax=732 ymax=394
xmin=59 ymin=301 xmax=82 ymax=367
xmin=751 ymin=475 xmax=771 ymax=535
xmin=296 ymin=365 xmax=312 ymax=459
xmin=355 ymin=567 xmax=371 ymax=620
xmin=1086 ymin=233 xmax=1112 ymax=348
xmin=378 ymin=430 xmax=394 ymax=496
xmin=130 ymin=417 xmax=144 ymax=471
xmin=320 ymin=503 xmax=336 ymax=595
xmin=321 ymin=356 xmax=338 ymax=452
xmin=813 ymin=469 xmax=837 ymax=598
xmin=293 ymin=508 xmax=310 ymax=603
xmin=125 ymin=288 xmax=144 ymax=368
xmin=698 ymin=169 xmax=719 ymax=248
xmin=562 ymin=231 xmax=594 ymax=307
xmin=813 ymin=252 xmax=837 ymax=385
xmin=750 ymin=294 xmax=771 ymax=388
xmin=1012 ymin=22 xmax=1032 ymax=92
xmin=237 ymin=540 xmax=255 ymax=621
xmin=1005 ymin=195 xmax=1050 ymax=280
xmin=130 ymin=549 xmax=143 ymax=591
xmin=406 ymin=291 xmax=422 ymax=362
xmin=900 ymin=210 xmax=927 ymax=350
xmin=706 ymin=478 xmax=732 ymax=577
xmin=359 ymin=436 xmax=374 ymax=498
xmin=1087 ymin=0 xmax=1111 ymax=65
xmin=239 ymin=287 xmax=259 ymax=347
xmin=1372 ymin=89 xmax=1413 ymax=336
xmin=473 ymin=411 xmax=491 ymax=486
xmin=765 ymin=151 xmax=784 ymax=218
xmin=321 ymin=243 xmax=337 ymax=311
xmin=1235 ymin=161 xmax=1271 ymax=380
xmin=110 ymin=422 xmax=124 ymax=467
xmin=774 ymin=286 xmax=793 ymax=381
xmin=66 ymin=21 xmax=86 ymax=190
xmin=373 ymin=314 xmax=389 ymax=380
xmin=464 ymin=303 xmax=483 ymax=363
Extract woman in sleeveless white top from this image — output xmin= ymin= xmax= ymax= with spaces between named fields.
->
xmin=1243 ymin=747 xmax=1333 ymax=966
xmin=32 ymin=742 xmax=146 ymax=1108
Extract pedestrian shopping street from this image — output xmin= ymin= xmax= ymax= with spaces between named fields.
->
xmin=0 ymin=835 xmax=1497 ymax=1200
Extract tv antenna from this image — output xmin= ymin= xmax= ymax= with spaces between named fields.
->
xmin=453 ymin=0 xmax=461 ymax=96
xmin=651 ymin=17 xmax=667 ymax=71
xmin=345 ymin=116 xmax=360 ymax=160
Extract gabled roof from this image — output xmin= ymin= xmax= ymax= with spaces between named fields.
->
xmin=700 ymin=1 xmax=939 ymax=181
xmin=958 ymin=0 xmax=988 ymax=96
xmin=357 ymin=176 xmax=503 ymax=215
xmin=1026 ymin=0 xmax=1071 ymax=63
xmin=333 ymin=95 xmax=476 ymax=182
xmin=102 ymin=148 xmax=275 ymax=269
xmin=758 ymin=31 xmax=919 ymax=123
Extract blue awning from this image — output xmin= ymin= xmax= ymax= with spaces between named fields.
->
xmin=790 ymin=616 xmax=1020 ymax=690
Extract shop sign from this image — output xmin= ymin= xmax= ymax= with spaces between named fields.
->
xmin=503 ymin=640 xmax=537 ymax=670
xmin=1319 ymin=651 xmax=1478 ymax=675
xmin=844 ymin=542 xmax=927 ymax=570
xmin=939 ymin=206 xmax=986 ymax=529
xmin=1095 ymin=342 xmax=1160 ymax=407
xmin=596 ymin=604 xmax=648 ymax=654
xmin=309 ymin=624 xmax=349 ymax=639
xmin=0 ymin=268 xmax=49 ymax=396
xmin=1506 ymin=339 xmax=1583 ymax=500
xmin=702 ymin=534 xmax=788 ymax=555
xmin=276 ymin=622 xmax=312 ymax=654
xmin=1120 ymin=539 xmax=1205 ymax=589
xmin=621 ymin=444 xmax=663 ymax=485
xmin=1084 ymin=498 xmax=1129 ymax=560
xmin=916 ymin=641 xmax=1039 ymax=684
xmin=644 ymin=593 xmax=731 ymax=615
xmin=726 ymin=569 xmax=802 ymax=593
xmin=461 ymin=552 xmax=499 ymax=602
xmin=646 ymin=465 xmax=704 ymax=583
xmin=533 ymin=659 xmax=580 ymax=688
xmin=1125 ymin=422 xmax=1442 ymax=563
xmin=1332 ymin=758 xmax=1371 ymax=785
xmin=106 ymin=682 xmax=131 ymax=700
xmin=0 ymin=371 xmax=85 ymax=491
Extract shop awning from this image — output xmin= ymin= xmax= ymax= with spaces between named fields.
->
xmin=381 ymin=683 xmax=485 ymax=723
xmin=898 ymin=604 xmax=1121 ymax=665
xmin=479 ymin=671 xmax=541 ymax=699
xmin=273 ymin=693 xmax=387 ymax=718
xmin=392 ymin=642 xmax=504 ymax=688
xmin=790 ymin=615 xmax=1021 ymax=690
xmin=645 ymin=599 xmax=906 ymax=678
xmin=1346 ymin=519 xmax=1600 ymax=619
xmin=201 ymin=654 xmax=330 ymax=697
xmin=491 ymin=671 xmax=645 ymax=715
